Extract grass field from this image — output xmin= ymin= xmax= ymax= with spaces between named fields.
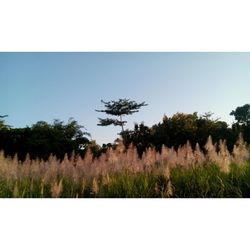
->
xmin=0 ymin=136 xmax=249 ymax=198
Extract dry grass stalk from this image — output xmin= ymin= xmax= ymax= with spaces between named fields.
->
xmin=51 ymin=179 xmax=63 ymax=198
xmin=92 ymin=178 xmax=99 ymax=196
xmin=205 ymin=135 xmax=218 ymax=163
xmin=193 ymin=143 xmax=205 ymax=165
xmin=218 ymin=140 xmax=231 ymax=173
xmin=166 ymin=180 xmax=174 ymax=197
xmin=232 ymin=133 xmax=249 ymax=165
xmin=102 ymin=174 xmax=111 ymax=186
xmin=13 ymin=181 xmax=19 ymax=198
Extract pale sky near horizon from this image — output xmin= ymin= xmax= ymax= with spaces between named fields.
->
xmin=1 ymin=52 xmax=250 ymax=145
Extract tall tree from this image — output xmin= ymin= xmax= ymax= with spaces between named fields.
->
xmin=96 ymin=99 xmax=147 ymax=133
xmin=230 ymin=104 xmax=250 ymax=126
xmin=230 ymin=104 xmax=250 ymax=144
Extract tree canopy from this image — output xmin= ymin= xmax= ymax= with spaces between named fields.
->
xmin=96 ymin=99 xmax=147 ymax=133
xmin=0 ymin=115 xmax=9 ymax=130
xmin=230 ymin=104 xmax=250 ymax=126
xmin=0 ymin=118 xmax=90 ymax=161
xmin=122 ymin=111 xmax=238 ymax=155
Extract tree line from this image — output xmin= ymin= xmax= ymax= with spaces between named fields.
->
xmin=0 ymin=101 xmax=249 ymax=161
xmin=0 ymin=118 xmax=91 ymax=161
xmin=122 ymin=110 xmax=250 ymax=156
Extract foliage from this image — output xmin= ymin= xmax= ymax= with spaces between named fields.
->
xmin=230 ymin=103 xmax=250 ymax=126
xmin=0 ymin=118 xmax=90 ymax=161
xmin=122 ymin=122 xmax=153 ymax=157
xmin=0 ymin=115 xmax=10 ymax=130
xmin=122 ymin=111 xmax=240 ymax=154
xmin=230 ymin=104 xmax=250 ymax=144
xmin=96 ymin=99 xmax=147 ymax=133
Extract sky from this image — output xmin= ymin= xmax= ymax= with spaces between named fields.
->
xmin=1 ymin=52 xmax=250 ymax=145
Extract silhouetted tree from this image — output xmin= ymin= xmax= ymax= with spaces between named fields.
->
xmin=96 ymin=99 xmax=147 ymax=133
xmin=230 ymin=104 xmax=250 ymax=126
xmin=122 ymin=122 xmax=153 ymax=156
xmin=230 ymin=104 xmax=250 ymax=144
xmin=0 ymin=118 xmax=90 ymax=161
xmin=121 ymin=112 xmax=238 ymax=154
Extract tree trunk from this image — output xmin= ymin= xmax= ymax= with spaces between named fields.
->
xmin=120 ymin=115 xmax=124 ymax=133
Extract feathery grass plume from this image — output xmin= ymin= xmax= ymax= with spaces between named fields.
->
xmin=193 ymin=143 xmax=205 ymax=165
xmin=155 ymin=151 xmax=161 ymax=165
xmin=205 ymin=136 xmax=218 ymax=163
xmin=0 ymin=153 xmax=19 ymax=180
xmin=160 ymin=145 xmax=170 ymax=164
xmin=165 ymin=147 xmax=178 ymax=168
xmin=142 ymin=147 xmax=157 ymax=168
xmin=92 ymin=178 xmax=99 ymax=197
xmin=73 ymin=160 xmax=84 ymax=187
xmin=184 ymin=140 xmax=195 ymax=166
xmin=218 ymin=140 xmax=231 ymax=173
xmin=126 ymin=143 xmax=143 ymax=173
xmin=30 ymin=158 xmax=42 ymax=181
xmin=75 ymin=154 xmax=92 ymax=179
xmin=115 ymin=142 xmax=126 ymax=154
xmin=75 ymin=154 xmax=84 ymax=169
xmin=22 ymin=153 xmax=32 ymax=178
xmin=105 ymin=143 xmax=126 ymax=173
xmin=102 ymin=173 xmax=111 ymax=186
xmin=61 ymin=153 xmax=76 ymax=180
xmin=166 ymin=179 xmax=174 ymax=197
xmin=8 ymin=153 xmax=19 ymax=180
xmin=43 ymin=154 xmax=60 ymax=184
xmin=95 ymin=153 xmax=109 ymax=177
xmin=91 ymin=157 xmax=103 ymax=177
xmin=163 ymin=166 xmax=171 ymax=180
xmin=51 ymin=179 xmax=63 ymax=198
xmin=39 ymin=159 xmax=47 ymax=177
xmin=106 ymin=147 xmax=119 ymax=165
xmin=176 ymin=145 xmax=186 ymax=166
xmin=232 ymin=133 xmax=249 ymax=165
xmin=83 ymin=148 xmax=93 ymax=165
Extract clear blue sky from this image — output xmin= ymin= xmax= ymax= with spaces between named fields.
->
xmin=1 ymin=52 xmax=249 ymax=145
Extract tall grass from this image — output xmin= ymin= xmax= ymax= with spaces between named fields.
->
xmin=0 ymin=135 xmax=249 ymax=198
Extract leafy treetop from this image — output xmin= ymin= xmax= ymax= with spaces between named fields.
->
xmin=230 ymin=104 xmax=250 ymax=126
xmin=96 ymin=99 xmax=147 ymax=133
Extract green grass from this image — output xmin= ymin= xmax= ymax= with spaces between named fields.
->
xmin=0 ymin=163 xmax=250 ymax=198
